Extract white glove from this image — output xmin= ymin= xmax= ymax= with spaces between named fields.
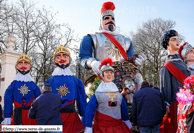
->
xmin=1 ymin=118 xmax=11 ymax=124
xmin=133 ymin=54 xmax=147 ymax=66
xmin=91 ymin=60 xmax=101 ymax=75
xmin=84 ymin=127 xmax=93 ymax=133
xmin=80 ymin=116 xmax=83 ymax=121
xmin=124 ymin=120 xmax=132 ymax=129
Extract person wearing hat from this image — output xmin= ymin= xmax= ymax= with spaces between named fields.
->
xmin=1 ymin=54 xmax=41 ymax=125
xmin=82 ymin=58 xmax=132 ymax=133
xmin=45 ymin=46 xmax=87 ymax=133
xmin=176 ymin=75 xmax=194 ymax=133
xmin=179 ymin=42 xmax=194 ymax=75
xmin=160 ymin=30 xmax=190 ymax=133
xmin=79 ymin=1 xmax=146 ymax=75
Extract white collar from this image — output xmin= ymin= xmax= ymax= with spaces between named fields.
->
xmin=166 ymin=54 xmax=182 ymax=62
xmin=95 ymin=81 xmax=119 ymax=93
xmin=14 ymin=73 xmax=34 ymax=82
xmin=188 ymin=64 xmax=194 ymax=69
xmin=97 ymin=30 xmax=120 ymax=36
xmin=52 ymin=67 xmax=73 ymax=76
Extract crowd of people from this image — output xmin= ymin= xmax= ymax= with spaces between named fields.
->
xmin=1 ymin=1 xmax=194 ymax=133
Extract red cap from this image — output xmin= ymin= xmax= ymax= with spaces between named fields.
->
xmin=99 ymin=58 xmax=114 ymax=70
xmin=101 ymin=2 xmax=115 ymax=14
xmin=178 ymin=42 xmax=187 ymax=60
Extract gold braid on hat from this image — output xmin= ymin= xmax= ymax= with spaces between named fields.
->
xmin=53 ymin=46 xmax=71 ymax=60
xmin=16 ymin=54 xmax=32 ymax=65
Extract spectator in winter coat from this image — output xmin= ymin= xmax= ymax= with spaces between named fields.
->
xmin=131 ymin=81 xmax=166 ymax=133
xmin=28 ymin=84 xmax=63 ymax=126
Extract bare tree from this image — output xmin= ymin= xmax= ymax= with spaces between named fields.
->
xmin=0 ymin=0 xmax=16 ymax=53
xmin=0 ymin=0 xmax=78 ymax=85
xmin=131 ymin=18 xmax=184 ymax=86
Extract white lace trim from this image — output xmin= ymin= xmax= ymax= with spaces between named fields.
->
xmin=96 ymin=81 xmax=119 ymax=92
xmin=14 ymin=73 xmax=34 ymax=82
xmin=97 ymin=30 xmax=120 ymax=36
xmin=52 ymin=67 xmax=73 ymax=76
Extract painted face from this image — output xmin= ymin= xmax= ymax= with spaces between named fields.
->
xmin=16 ymin=60 xmax=31 ymax=72
xmin=102 ymin=15 xmax=116 ymax=31
xmin=168 ymin=36 xmax=179 ymax=51
xmin=103 ymin=70 xmax=114 ymax=83
xmin=186 ymin=48 xmax=194 ymax=61
xmin=55 ymin=52 xmax=70 ymax=65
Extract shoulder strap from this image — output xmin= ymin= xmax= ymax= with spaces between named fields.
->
xmin=102 ymin=33 xmax=128 ymax=61
xmin=164 ymin=62 xmax=187 ymax=85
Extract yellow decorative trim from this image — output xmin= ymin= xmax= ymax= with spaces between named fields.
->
xmin=16 ymin=54 xmax=32 ymax=65
xmin=105 ymin=92 xmax=118 ymax=101
xmin=56 ymin=84 xmax=70 ymax=98
xmin=105 ymin=38 xmax=124 ymax=60
xmin=18 ymin=84 xmax=31 ymax=96
xmin=53 ymin=46 xmax=71 ymax=60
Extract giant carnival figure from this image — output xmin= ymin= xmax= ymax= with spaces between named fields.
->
xmin=79 ymin=1 xmax=146 ymax=73
xmin=82 ymin=58 xmax=133 ymax=133
xmin=1 ymin=54 xmax=41 ymax=125
xmin=45 ymin=46 xmax=87 ymax=133
xmin=79 ymin=1 xmax=146 ymax=109
xmin=179 ymin=42 xmax=194 ymax=75
xmin=160 ymin=30 xmax=190 ymax=133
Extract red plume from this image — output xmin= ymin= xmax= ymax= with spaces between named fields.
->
xmin=101 ymin=2 xmax=115 ymax=14
xmin=178 ymin=42 xmax=188 ymax=60
xmin=99 ymin=58 xmax=114 ymax=70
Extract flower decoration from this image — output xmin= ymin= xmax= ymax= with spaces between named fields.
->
xmin=176 ymin=75 xmax=194 ymax=103
xmin=184 ymin=75 xmax=194 ymax=93
xmin=176 ymin=88 xmax=194 ymax=104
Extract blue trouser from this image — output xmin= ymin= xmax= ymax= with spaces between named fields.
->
xmin=139 ymin=124 xmax=160 ymax=133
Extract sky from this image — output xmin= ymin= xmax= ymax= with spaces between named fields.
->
xmin=10 ymin=0 xmax=194 ymax=52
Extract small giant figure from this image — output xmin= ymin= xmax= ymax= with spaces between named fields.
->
xmin=45 ymin=46 xmax=87 ymax=133
xmin=82 ymin=58 xmax=132 ymax=133
xmin=160 ymin=30 xmax=190 ymax=133
xmin=2 ymin=54 xmax=41 ymax=125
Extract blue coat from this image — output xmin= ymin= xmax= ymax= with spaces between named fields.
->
xmin=4 ymin=81 xmax=41 ymax=118
xmin=45 ymin=75 xmax=87 ymax=116
xmin=160 ymin=54 xmax=190 ymax=103
xmin=28 ymin=91 xmax=63 ymax=125
xmin=131 ymin=85 xmax=166 ymax=126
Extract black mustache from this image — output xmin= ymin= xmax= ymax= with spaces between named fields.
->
xmin=105 ymin=21 xmax=115 ymax=26
xmin=59 ymin=60 xmax=66 ymax=62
